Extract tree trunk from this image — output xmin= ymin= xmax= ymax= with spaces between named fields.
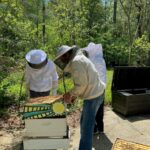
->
xmin=105 ymin=0 xmax=107 ymax=22
xmin=119 ymin=0 xmax=133 ymax=65
xmin=113 ymin=0 xmax=117 ymax=23
xmin=36 ymin=3 xmax=39 ymax=46
xmin=80 ymin=0 xmax=83 ymax=12
xmin=134 ymin=1 xmax=142 ymax=38
xmin=42 ymin=0 xmax=46 ymax=45
xmin=71 ymin=0 xmax=76 ymax=45
xmin=137 ymin=6 xmax=142 ymax=38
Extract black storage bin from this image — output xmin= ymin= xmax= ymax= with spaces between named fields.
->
xmin=112 ymin=66 xmax=150 ymax=116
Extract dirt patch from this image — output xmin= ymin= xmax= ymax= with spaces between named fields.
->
xmin=67 ymin=109 xmax=81 ymax=128
xmin=0 ymin=105 xmax=24 ymax=150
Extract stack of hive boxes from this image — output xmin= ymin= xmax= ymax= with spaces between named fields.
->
xmin=22 ymin=96 xmax=70 ymax=150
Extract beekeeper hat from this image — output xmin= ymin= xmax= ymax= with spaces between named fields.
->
xmin=25 ymin=49 xmax=47 ymax=64
xmin=54 ymin=45 xmax=77 ymax=62
xmin=54 ymin=45 xmax=78 ymax=70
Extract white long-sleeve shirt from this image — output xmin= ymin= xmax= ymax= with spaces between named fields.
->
xmin=25 ymin=60 xmax=58 ymax=92
xmin=85 ymin=43 xmax=106 ymax=87
xmin=64 ymin=51 xmax=105 ymax=100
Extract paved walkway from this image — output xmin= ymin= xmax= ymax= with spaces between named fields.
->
xmin=69 ymin=107 xmax=150 ymax=150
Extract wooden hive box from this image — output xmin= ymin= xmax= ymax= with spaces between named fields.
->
xmin=112 ymin=67 xmax=150 ymax=116
xmin=23 ymin=95 xmax=67 ymax=137
xmin=23 ymin=96 xmax=70 ymax=150
xmin=24 ymin=128 xmax=70 ymax=150
xmin=112 ymin=138 xmax=150 ymax=150
xmin=23 ymin=137 xmax=70 ymax=150
xmin=25 ymin=118 xmax=67 ymax=137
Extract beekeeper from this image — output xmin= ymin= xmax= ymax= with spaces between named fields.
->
xmin=25 ymin=49 xmax=58 ymax=98
xmin=54 ymin=45 xmax=105 ymax=150
xmin=83 ymin=42 xmax=107 ymax=134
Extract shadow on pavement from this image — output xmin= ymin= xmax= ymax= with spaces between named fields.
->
xmin=127 ymin=114 xmax=150 ymax=122
xmin=93 ymin=133 xmax=112 ymax=150
xmin=113 ymin=110 xmax=150 ymax=122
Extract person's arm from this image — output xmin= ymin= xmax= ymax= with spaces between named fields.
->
xmin=70 ymin=60 xmax=88 ymax=97
xmin=63 ymin=61 xmax=87 ymax=103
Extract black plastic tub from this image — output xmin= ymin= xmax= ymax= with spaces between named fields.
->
xmin=111 ymin=66 xmax=150 ymax=116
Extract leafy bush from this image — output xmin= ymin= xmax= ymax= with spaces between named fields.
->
xmin=99 ymin=32 xmax=129 ymax=67
xmin=0 ymin=83 xmax=14 ymax=107
xmin=132 ymin=34 xmax=150 ymax=66
xmin=0 ymin=71 xmax=27 ymax=106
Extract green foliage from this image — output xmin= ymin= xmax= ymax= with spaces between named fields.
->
xmin=0 ymin=0 xmax=150 ymax=110
xmin=132 ymin=34 xmax=150 ymax=66
xmin=0 ymin=83 xmax=14 ymax=107
xmin=57 ymin=77 xmax=74 ymax=94
xmin=98 ymin=31 xmax=129 ymax=66
xmin=0 ymin=1 xmax=32 ymax=58
xmin=1 ymin=0 xmax=150 ymax=66
xmin=0 ymin=71 xmax=27 ymax=107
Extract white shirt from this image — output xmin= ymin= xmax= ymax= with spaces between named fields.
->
xmin=85 ymin=43 xmax=106 ymax=87
xmin=64 ymin=51 xmax=105 ymax=100
xmin=25 ymin=60 xmax=58 ymax=92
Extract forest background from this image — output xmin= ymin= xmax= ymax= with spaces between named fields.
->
xmin=0 ymin=0 xmax=150 ymax=116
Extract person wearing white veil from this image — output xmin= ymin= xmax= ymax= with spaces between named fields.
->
xmin=25 ymin=49 xmax=58 ymax=98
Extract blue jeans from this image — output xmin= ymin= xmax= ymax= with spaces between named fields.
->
xmin=79 ymin=95 xmax=103 ymax=150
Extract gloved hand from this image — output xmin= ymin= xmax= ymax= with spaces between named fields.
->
xmin=63 ymin=92 xmax=76 ymax=104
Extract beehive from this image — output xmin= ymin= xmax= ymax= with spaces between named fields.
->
xmin=22 ymin=95 xmax=66 ymax=119
xmin=23 ymin=95 xmax=70 ymax=150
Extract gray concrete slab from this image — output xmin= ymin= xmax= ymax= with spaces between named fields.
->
xmin=69 ymin=107 xmax=150 ymax=150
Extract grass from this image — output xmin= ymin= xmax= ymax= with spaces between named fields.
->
xmin=0 ymin=69 xmax=114 ymax=108
xmin=105 ymin=69 xmax=113 ymax=105
xmin=0 ymin=69 xmax=114 ymax=117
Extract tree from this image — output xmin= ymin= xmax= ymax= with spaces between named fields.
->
xmin=113 ymin=0 xmax=117 ymax=23
xmin=42 ymin=0 xmax=46 ymax=45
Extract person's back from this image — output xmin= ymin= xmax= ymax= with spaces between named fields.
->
xmin=65 ymin=50 xmax=105 ymax=99
xmin=25 ymin=49 xmax=58 ymax=98
xmin=26 ymin=60 xmax=57 ymax=92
